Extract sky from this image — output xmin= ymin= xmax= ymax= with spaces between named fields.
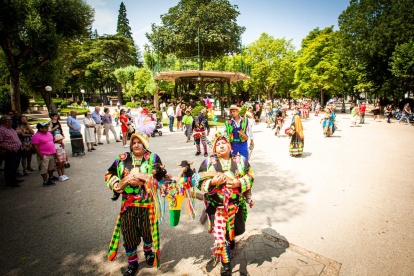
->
xmin=87 ymin=0 xmax=351 ymax=51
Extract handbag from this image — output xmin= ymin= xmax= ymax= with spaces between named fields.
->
xmin=103 ymin=128 xmax=106 ymax=135
xmin=284 ymin=127 xmax=291 ymax=135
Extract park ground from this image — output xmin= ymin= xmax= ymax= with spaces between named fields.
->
xmin=0 ymin=109 xmax=414 ymax=276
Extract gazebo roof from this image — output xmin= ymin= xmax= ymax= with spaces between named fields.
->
xmin=153 ymin=70 xmax=251 ymax=83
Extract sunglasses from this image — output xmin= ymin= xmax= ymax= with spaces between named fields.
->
xmin=4 ymin=119 xmax=12 ymax=122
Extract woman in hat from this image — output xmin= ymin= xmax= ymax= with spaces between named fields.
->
xmin=289 ymin=113 xmax=304 ymax=156
xmin=105 ymin=132 xmax=163 ymax=275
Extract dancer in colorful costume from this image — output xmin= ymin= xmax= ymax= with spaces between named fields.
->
xmin=315 ymin=103 xmax=321 ymax=117
xmin=105 ymin=132 xmax=161 ymax=276
xmin=289 ymin=114 xmax=304 ymax=156
xmin=192 ymin=109 xmax=210 ymax=157
xmin=196 ymin=133 xmax=254 ymax=276
xmin=136 ymin=109 xmax=156 ymax=135
xmin=265 ymin=101 xmax=273 ymax=127
xmin=225 ymin=105 xmax=254 ymax=159
xmin=322 ymin=108 xmax=336 ymax=137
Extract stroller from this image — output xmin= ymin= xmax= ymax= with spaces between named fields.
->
xmin=150 ymin=112 xmax=163 ymax=137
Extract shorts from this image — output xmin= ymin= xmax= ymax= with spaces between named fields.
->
xmin=22 ymin=149 xmax=33 ymax=157
xmin=37 ymin=154 xmax=55 ymax=174
xmin=176 ymin=116 xmax=182 ymax=122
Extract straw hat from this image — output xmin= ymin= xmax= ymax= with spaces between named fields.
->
xmin=54 ymin=134 xmax=64 ymax=142
xmin=228 ymin=104 xmax=241 ymax=111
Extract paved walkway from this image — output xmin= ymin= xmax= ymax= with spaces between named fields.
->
xmin=1 ymin=110 xmax=414 ymax=275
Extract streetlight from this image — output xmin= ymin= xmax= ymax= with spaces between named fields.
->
xmin=81 ymin=89 xmax=85 ymax=103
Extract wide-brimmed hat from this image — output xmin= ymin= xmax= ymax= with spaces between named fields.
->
xmin=129 ymin=132 xmax=150 ymax=150
xmin=54 ymin=134 xmax=64 ymax=142
xmin=228 ymin=105 xmax=240 ymax=111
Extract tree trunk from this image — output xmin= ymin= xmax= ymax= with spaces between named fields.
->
xmin=320 ymin=87 xmax=324 ymax=106
xmin=267 ymin=89 xmax=273 ymax=100
xmin=40 ymin=90 xmax=58 ymax=114
xmin=10 ymin=70 xmax=22 ymax=115
xmin=154 ymin=82 xmax=159 ymax=110
xmin=116 ymin=81 xmax=122 ymax=105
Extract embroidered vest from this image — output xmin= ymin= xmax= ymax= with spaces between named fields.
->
xmin=225 ymin=117 xmax=248 ymax=143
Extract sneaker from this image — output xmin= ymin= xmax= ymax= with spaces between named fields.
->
xmin=43 ymin=181 xmax=56 ymax=186
xmin=98 ymin=142 xmax=104 ymax=145
xmin=59 ymin=176 xmax=65 ymax=182
xmin=50 ymin=176 xmax=59 ymax=181
xmin=123 ymin=145 xmax=129 ymax=148
xmin=123 ymin=263 xmax=139 ymax=276
xmin=63 ymin=175 xmax=69 ymax=180
xmin=195 ymin=152 xmax=201 ymax=156
xmin=144 ymin=251 xmax=155 ymax=266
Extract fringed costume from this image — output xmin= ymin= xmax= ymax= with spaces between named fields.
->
xmin=323 ymin=113 xmax=336 ymax=137
xmin=192 ymin=113 xmax=210 ymax=157
xmin=289 ymin=114 xmax=304 ymax=156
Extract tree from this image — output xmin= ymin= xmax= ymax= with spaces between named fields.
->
xmin=0 ymin=0 xmax=94 ymax=114
xmin=390 ymin=41 xmax=414 ymax=95
xmin=338 ymin=0 xmax=414 ymax=101
xmin=114 ymin=66 xmax=141 ymax=101
xmin=88 ymin=35 xmax=136 ymax=104
xmin=246 ymin=33 xmax=296 ymax=100
xmin=294 ymin=27 xmax=343 ymax=104
xmin=146 ymin=0 xmax=245 ymax=69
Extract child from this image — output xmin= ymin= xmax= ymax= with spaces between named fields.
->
xmin=54 ymin=134 xmax=69 ymax=181
xmin=113 ymin=109 xmax=120 ymax=126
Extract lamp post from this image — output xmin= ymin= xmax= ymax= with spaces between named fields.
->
xmin=81 ymin=89 xmax=85 ymax=103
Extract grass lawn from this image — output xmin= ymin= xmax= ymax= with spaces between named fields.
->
xmin=27 ymin=118 xmax=49 ymax=124
xmin=60 ymin=108 xmax=90 ymax=115
xmin=161 ymin=117 xmax=226 ymax=128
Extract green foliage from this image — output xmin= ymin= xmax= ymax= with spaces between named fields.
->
xmin=126 ymin=102 xmax=136 ymax=107
xmin=191 ymin=106 xmax=205 ymax=117
xmin=94 ymin=98 xmax=101 ymax=104
xmin=0 ymin=85 xmax=29 ymax=113
xmin=114 ymin=66 xmax=141 ymax=97
xmin=72 ymin=103 xmax=79 ymax=107
xmin=117 ymin=2 xmax=133 ymax=40
xmin=146 ymin=0 xmax=245 ymax=69
xmin=390 ymin=41 xmax=414 ymax=91
xmin=60 ymin=107 xmax=90 ymax=115
xmin=60 ymin=100 xmax=70 ymax=108
xmin=239 ymin=107 xmax=247 ymax=116
xmin=294 ymin=27 xmax=343 ymax=104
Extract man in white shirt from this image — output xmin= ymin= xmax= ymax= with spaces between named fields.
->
xmin=167 ymin=103 xmax=175 ymax=132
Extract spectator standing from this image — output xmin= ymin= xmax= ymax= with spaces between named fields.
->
xmin=350 ymin=104 xmax=359 ymax=127
xmin=53 ymin=134 xmax=69 ymax=181
xmin=359 ymin=102 xmax=366 ymax=124
xmin=183 ymin=109 xmax=193 ymax=142
xmin=120 ymin=109 xmax=129 ymax=147
xmin=126 ymin=108 xmax=132 ymax=119
xmin=18 ymin=115 xmax=35 ymax=175
xmin=110 ymin=99 xmax=113 ymax=107
xmin=385 ymin=105 xmax=392 ymax=124
xmin=373 ymin=103 xmax=381 ymax=121
xmin=67 ymin=110 xmax=81 ymax=136
xmin=83 ymin=112 xmax=96 ymax=152
xmin=102 ymin=108 xmax=121 ymax=144
xmin=114 ymin=109 xmax=120 ymax=126
xmin=0 ymin=115 xmax=23 ymax=188
xmin=167 ymin=103 xmax=175 ymax=132
xmin=91 ymin=107 xmax=103 ymax=146
xmin=117 ymin=101 xmax=121 ymax=110
xmin=176 ymin=103 xmax=182 ymax=131
xmin=399 ymin=103 xmax=411 ymax=125
xmin=31 ymin=122 xmax=59 ymax=186
xmin=49 ymin=113 xmax=64 ymax=137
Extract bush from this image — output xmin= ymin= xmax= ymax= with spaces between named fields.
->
xmin=126 ymin=102 xmax=136 ymax=108
xmin=61 ymin=108 xmax=90 ymax=115
xmin=191 ymin=106 xmax=209 ymax=118
xmin=72 ymin=103 xmax=79 ymax=107
xmin=155 ymin=110 xmax=163 ymax=120
xmin=60 ymin=100 xmax=70 ymax=108
xmin=94 ymin=98 xmax=101 ymax=104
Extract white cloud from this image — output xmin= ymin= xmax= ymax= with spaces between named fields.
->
xmin=87 ymin=0 xmax=117 ymax=35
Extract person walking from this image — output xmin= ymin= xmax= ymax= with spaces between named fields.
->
xmin=225 ymin=105 xmax=254 ymax=159
xmin=399 ymin=103 xmax=411 ymax=125
xmin=359 ymin=102 xmax=366 ymax=124
xmin=31 ymin=122 xmax=59 ymax=186
xmin=53 ymin=134 xmax=69 ymax=181
xmin=120 ymin=109 xmax=129 ymax=147
xmin=373 ymin=103 xmax=381 ymax=121
xmin=102 ymin=108 xmax=122 ymax=144
xmin=17 ymin=115 xmax=35 ymax=175
xmin=350 ymin=104 xmax=359 ymax=127
xmin=385 ymin=105 xmax=392 ymax=124
xmin=117 ymin=101 xmax=121 ymax=110
xmin=167 ymin=103 xmax=175 ymax=132
xmin=91 ymin=107 xmax=103 ymax=146
xmin=83 ymin=112 xmax=96 ymax=152
xmin=0 ymin=115 xmax=23 ymax=188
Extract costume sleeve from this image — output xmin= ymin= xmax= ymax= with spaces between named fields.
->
xmin=205 ymin=119 xmax=210 ymax=132
xmin=105 ymin=159 xmax=120 ymax=191
xmin=197 ymin=159 xmax=213 ymax=193
xmin=155 ymin=155 xmax=162 ymax=165
xmin=238 ymin=159 xmax=254 ymax=193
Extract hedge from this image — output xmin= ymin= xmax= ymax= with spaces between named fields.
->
xmin=60 ymin=108 xmax=90 ymax=115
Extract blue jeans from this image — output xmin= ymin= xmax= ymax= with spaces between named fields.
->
xmin=231 ymin=142 xmax=248 ymax=159
xmin=169 ymin=116 xmax=174 ymax=131
xmin=399 ymin=114 xmax=409 ymax=124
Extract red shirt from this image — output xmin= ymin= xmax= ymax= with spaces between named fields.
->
xmin=359 ymin=105 xmax=366 ymax=114
xmin=0 ymin=125 xmax=22 ymax=153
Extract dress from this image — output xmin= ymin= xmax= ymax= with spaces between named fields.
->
xmin=55 ymin=143 xmax=67 ymax=162
xmin=197 ymin=154 xmax=254 ymax=265
xmin=323 ymin=113 xmax=336 ymax=137
xmin=105 ymin=151 xmax=162 ymax=267
xmin=289 ymin=115 xmax=304 ymax=156
xmin=83 ymin=118 xmax=96 ymax=143
xmin=120 ymin=115 xmax=128 ymax=133
xmin=18 ymin=125 xmax=33 ymax=156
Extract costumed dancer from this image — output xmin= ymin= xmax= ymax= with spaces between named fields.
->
xmin=105 ymin=132 xmax=161 ymax=276
xmin=274 ymin=111 xmax=284 ymax=136
xmin=315 ymin=103 xmax=321 ymax=117
xmin=289 ymin=113 xmax=304 ymax=157
xmin=192 ymin=109 xmax=210 ymax=157
xmin=322 ymin=108 xmax=336 ymax=137
xmin=136 ymin=109 xmax=156 ymax=136
xmin=183 ymin=108 xmax=193 ymax=143
xmin=225 ymin=105 xmax=254 ymax=159
xmin=196 ymin=133 xmax=254 ymax=276
xmin=265 ymin=101 xmax=273 ymax=128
